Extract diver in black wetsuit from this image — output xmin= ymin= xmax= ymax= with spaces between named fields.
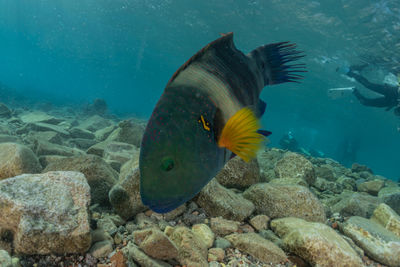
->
xmin=341 ymin=65 xmax=400 ymax=116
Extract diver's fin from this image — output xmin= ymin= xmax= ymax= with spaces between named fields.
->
xmin=248 ymin=42 xmax=306 ymax=86
xmin=258 ymin=99 xmax=267 ymax=117
xmin=218 ymin=107 xmax=265 ymax=162
xmin=257 ymin=129 xmax=272 ymax=137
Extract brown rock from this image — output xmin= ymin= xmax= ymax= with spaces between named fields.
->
xmin=0 ymin=143 xmax=42 ymax=180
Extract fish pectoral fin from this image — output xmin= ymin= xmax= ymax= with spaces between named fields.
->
xmin=217 ymin=107 xmax=265 ymax=162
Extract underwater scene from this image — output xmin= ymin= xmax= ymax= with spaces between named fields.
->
xmin=0 ymin=0 xmax=400 ymax=266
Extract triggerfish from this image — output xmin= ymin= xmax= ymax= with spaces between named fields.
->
xmin=139 ymin=32 xmax=305 ymax=213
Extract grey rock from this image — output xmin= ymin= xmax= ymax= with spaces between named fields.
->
xmin=69 ymin=138 xmax=97 ymax=150
xmin=378 ymin=186 xmax=400 ymax=214
xmin=271 ymin=217 xmax=363 ymax=267
xmin=258 ymin=230 xmax=285 ymax=250
xmin=210 ymin=217 xmax=240 ymax=236
xmin=357 ymin=179 xmax=385 ymax=196
xmin=331 ymin=191 xmax=382 ymax=218
xmin=122 ymin=242 xmax=172 ymax=267
xmin=38 ymin=155 xmax=66 ymax=168
xmin=105 ymin=120 xmax=145 ymax=147
xmin=341 ymin=216 xmax=400 ymax=267
xmin=94 ymin=125 xmax=116 ymax=141
xmin=313 ymin=177 xmax=343 ymax=194
xmin=315 ymin=164 xmax=336 ymax=181
xmin=34 ymin=140 xmax=84 ymax=157
xmin=351 ymin=163 xmax=373 ymax=173
xmin=20 ymin=122 xmax=70 ymax=137
xmin=97 ymin=217 xmax=118 ymax=235
xmin=214 ymin=237 xmax=231 ymax=249
xmin=215 ymin=157 xmax=260 ymax=190
xmin=336 ymin=176 xmax=356 ymax=191
xmin=0 ymin=171 xmax=91 ymax=254
xmin=0 ymin=143 xmax=42 ymax=180
xmin=26 ymin=131 xmax=63 ymax=145
xmin=243 ymin=183 xmax=326 ymax=222
xmin=196 ymin=179 xmax=255 ymax=221
xmin=79 ymin=115 xmax=114 ymax=132
xmin=274 ymin=152 xmax=316 ymax=185
xmin=44 ymin=155 xmax=118 ymax=206
xmin=89 ymin=240 xmax=113 ymax=258
xmin=0 ymin=104 xmax=11 ymax=118
xmin=225 ymin=233 xmax=287 ymax=265
xmin=103 ymin=141 xmax=138 ymax=168
xmin=19 ymin=111 xmax=63 ymax=125
xmin=0 ymin=135 xmax=20 ymax=144
xmin=109 ymin=168 xmax=146 ymax=220
xmin=69 ymin=127 xmax=95 ymax=139
xmin=166 ymin=226 xmax=208 ymax=267
xmin=133 ymin=228 xmax=178 ymax=260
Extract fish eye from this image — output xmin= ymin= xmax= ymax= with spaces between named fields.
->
xmin=161 ymin=157 xmax=174 ymax=172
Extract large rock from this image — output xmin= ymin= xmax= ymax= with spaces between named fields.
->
xmin=105 ymin=120 xmax=145 ymax=147
xmin=378 ymin=186 xmax=400 ymax=214
xmin=18 ymin=122 xmax=70 ymax=137
xmin=122 ymin=242 xmax=172 ymax=267
xmin=313 ymin=177 xmax=343 ymax=193
xmin=103 ymin=142 xmax=138 ymax=170
xmin=257 ymin=149 xmax=285 ymax=182
xmin=34 ymin=140 xmax=84 ymax=157
xmin=215 ymin=157 xmax=260 ymax=190
xmin=341 ymin=216 xmax=400 ymax=267
xmin=371 ymin=203 xmax=400 ymax=237
xmin=314 ymin=164 xmax=336 ymax=181
xmin=0 ymin=134 xmax=20 ymax=144
xmin=68 ymin=127 xmax=95 ymax=140
xmin=44 ymin=155 xmax=118 ymax=206
xmin=166 ymin=226 xmax=208 ymax=267
xmin=330 ymin=191 xmax=382 ymax=218
xmin=0 ymin=103 xmax=11 ymax=118
xmin=225 ymin=233 xmax=287 ymax=265
xmin=196 ymin=179 xmax=255 ymax=221
xmin=274 ymin=152 xmax=316 ymax=185
xmin=0 ymin=171 xmax=91 ymax=254
xmin=79 ymin=115 xmax=114 ymax=132
xmin=271 ymin=217 xmax=363 ymax=267
xmin=19 ymin=111 xmax=63 ymax=125
xmin=357 ymin=179 xmax=385 ymax=196
xmin=0 ymin=143 xmax=42 ymax=180
xmin=243 ymin=183 xmax=326 ymax=222
xmin=133 ymin=228 xmax=178 ymax=260
xmin=26 ymin=131 xmax=63 ymax=145
xmin=109 ymin=168 xmax=146 ymax=220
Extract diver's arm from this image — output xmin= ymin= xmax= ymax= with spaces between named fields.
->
xmin=347 ymin=71 xmax=390 ymax=96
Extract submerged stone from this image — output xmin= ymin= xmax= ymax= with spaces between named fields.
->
xmin=196 ymin=179 xmax=255 ymax=221
xmin=341 ymin=216 xmax=400 ymax=267
xmin=243 ymin=183 xmax=326 ymax=222
xmin=271 ymin=217 xmax=363 ymax=267
xmin=0 ymin=143 xmax=42 ymax=180
xmin=0 ymin=171 xmax=91 ymax=254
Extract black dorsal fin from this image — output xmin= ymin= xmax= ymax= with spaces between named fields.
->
xmin=166 ymin=32 xmax=234 ymax=86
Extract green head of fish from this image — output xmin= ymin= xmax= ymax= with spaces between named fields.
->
xmin=139 ymin=86 xmax=225 ymax=213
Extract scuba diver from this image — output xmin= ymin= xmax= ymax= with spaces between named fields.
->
xmin=336 ymin=65 xmax=400 ymax=116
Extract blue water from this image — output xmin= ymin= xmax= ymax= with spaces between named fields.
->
xmin=0 ymin=0 xmax=399 ymax=180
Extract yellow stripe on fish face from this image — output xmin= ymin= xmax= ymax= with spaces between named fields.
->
xmin=198 ymin=115 xmax=211 ymax=131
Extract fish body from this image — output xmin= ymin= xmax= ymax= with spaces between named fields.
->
xmin=139 ymin=33 xmax=305 ymax=213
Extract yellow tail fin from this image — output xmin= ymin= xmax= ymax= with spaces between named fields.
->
xmin=218 ymin=107 xmax=265 ymax=162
